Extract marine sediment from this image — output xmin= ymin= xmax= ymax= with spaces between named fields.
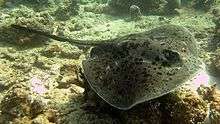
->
xmin=0 ymin=0 xmax=219 ymax=123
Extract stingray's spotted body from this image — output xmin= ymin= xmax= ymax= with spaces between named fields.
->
xmin=82 ymin=25 xmax=203 ymax=110
xmin=11 ymin=24 xmax=203 ymax=110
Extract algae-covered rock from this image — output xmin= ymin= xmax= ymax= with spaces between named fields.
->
xmin=129 ymin=5 xmax=142 ymax=20
xmin=164 ymin=0 xmax=181 ymax=14
xmin=213 ymin=17 xmax=220 ymax=33
xmin=0 ymin=85 xmax=44 ymax=123
xmin=80 ymin=0 xmax=108 ymax=4
xmin=54 ymin=0 xmax=79 ymax=21
xmin=57 ymin=63 xmax=82 ymax=88
xmin=0 ymin=84 xmax=58 ymax=123
xmin=1 ymin=0 xmax=79 ymax=21
xmin=193 ymin=0 xmax=216 ymax=11
xmin=158 ymin=87 xmax=208 ymax=124
xmin=0 ymin=85 xmax=31 ymax=120
xmin=198 ymin=84 xmax=220 ymax=123
xmin=32 ymin=114 xmax=51 ymax=124
xmin=123 ymin=87 xmax=207 ymax=124
xmin=2 ymin=0 xmax=54 ymax=9
xmin=81 ymin=83 xmax=208 ymax=124
xmin=107 ymin=0 xmax=181 ymax=14
xmin=0 ymin=7 xmax=53 ymax=45
xmin=205 ymin=48 xmax=220 ymax=78
xmin=209 ymin=88 xmax=220 ymax=124
xmin=41 ymin=41 xmax=83 ymax=59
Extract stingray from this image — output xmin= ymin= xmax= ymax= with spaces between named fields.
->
xmin=12 ymin=24 xmax=203 ymax=110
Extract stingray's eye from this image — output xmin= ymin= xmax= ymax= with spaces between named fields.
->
xmin=161 ymin=49 xmax=182 ymax=67
xmin=163 ymin=49 xmax=181 ymax=62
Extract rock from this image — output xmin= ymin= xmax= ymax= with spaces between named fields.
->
xmin=0 ymin=0 xmax=6 ymax=7
xmin=107 ymin=0 xmax=177 ymax=15
xmin=83 ymin=85 xmax=208 ymax=123
xmin=214 ymin=16 xmax=220 ymax=37
xmin=58 ymin=104 xmax=120 ymax=124
xmin=129 ymin=5 xmax=142 ymax=20
xmin=41 ymin=43 xmax=63 ymax=58
xmin=83 ymin=3 xmax=111 ymax=14
xmin=59 ymin=44 xmax=83 ymax=59
xmin=193 ymin=0 xmax=215 ymax=11
xmin=212 ymin=8 xmax=220 ymax=17
xmin=30 ymin=99 xmax=46 ymax=118
xmin=44 ymin=109 xmax=57 ymax=123
xmin=0 ymin=85 xmax=48 ymax=123
xmin=207 ymin=49 xmax=220 ymax=77
xmin=57 ymin=63 xmax=83 ymax=88
xmin=0 ymin=85 xmax=31 ymax=119
xmin=158 ymin=87 xmax=208 ymax=124
xmin=70 ymin=84 xmax=85 ymax=94
xmin=32 ymin=114 xmax=51 ymax=124
xmin=197 ymin=84 xmax=216 ymax=101
xmin=42 ymin=42 xmax=83 ymax=59
xmin=0 ymin=6 xmax=53 ymax=46
xmin=198 ymin=84 xmax=220 ymax=123
xmin=208 ymin=88 xmax=220 ymax=123
xmin=54 ymin=0 xmax=79 ymax=21
xmin=4 ymin=0 xmax=53 ymax=9
xmin=164 ymin=0 xmax=181 ymax=14
xmin=0 ymin=80 xmax=7 ymax=92
xmin=13 ymin=116 xmax=32 ymax=124
xmin=118 ymin=86 xmax=207 ymax=124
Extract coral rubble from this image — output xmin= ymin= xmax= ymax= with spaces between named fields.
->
xmin=0 ymin=0 xmax=219 ymax=123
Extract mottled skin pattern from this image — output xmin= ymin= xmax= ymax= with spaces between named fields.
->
xmin=83 ymin=25 xmax=203 ymax=110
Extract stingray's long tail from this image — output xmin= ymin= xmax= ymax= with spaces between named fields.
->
xmin=11 ymin=24 xmax=106 ymax=46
